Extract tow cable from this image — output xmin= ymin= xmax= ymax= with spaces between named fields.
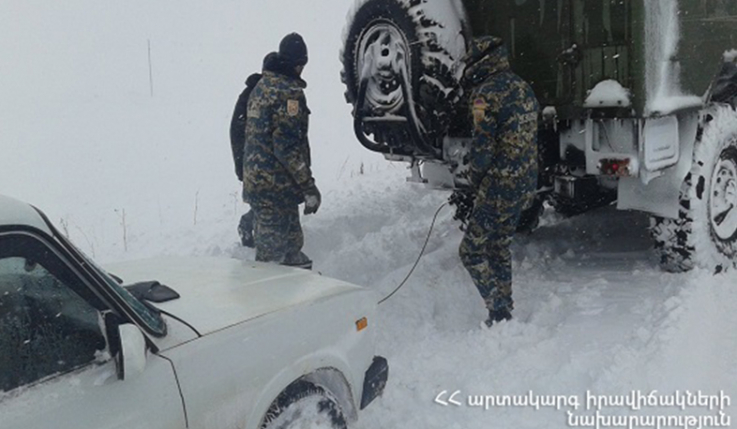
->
xmin=377 ymin=202 xmax=449 ymax=305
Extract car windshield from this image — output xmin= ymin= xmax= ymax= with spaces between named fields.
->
xmin=54 ymin=231 xmax=166 ymax=336
xmin=92 ymin=261 xmax=167 ymax=336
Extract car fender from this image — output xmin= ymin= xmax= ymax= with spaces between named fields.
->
xmin=245 ymin=352 xmax=363 ymax=429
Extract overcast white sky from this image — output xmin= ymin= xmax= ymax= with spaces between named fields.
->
xmin=0 ymin=0 xmax=382 ymax=226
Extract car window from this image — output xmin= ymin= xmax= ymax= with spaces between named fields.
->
xmin=0 ymin=236 xmax=107 ymax=393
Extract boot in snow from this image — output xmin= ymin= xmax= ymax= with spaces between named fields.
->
xmin=238 ymin=211 xmax=255 ymax=248
xmin=282 ymin=251 xmax=313 ymax=270
xmin=484 ymin=307 xmax=512 ymax=327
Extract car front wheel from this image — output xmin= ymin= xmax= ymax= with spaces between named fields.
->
xmin=260 ymin=380 xmax=347 ymax=429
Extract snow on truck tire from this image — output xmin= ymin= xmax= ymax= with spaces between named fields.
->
xmin=341 ymin=0 xmax=467 ymax=147
xmin=651 ymin=105 xmax=737 ymax=273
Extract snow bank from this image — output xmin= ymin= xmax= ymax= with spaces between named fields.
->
xmin=299 ymin=173 xmax=737 ymax=429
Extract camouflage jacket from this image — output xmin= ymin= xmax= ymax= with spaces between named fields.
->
xmin=462 ymin=36 xmax=539 ymax=196
xmin=243 ymin=70 xmax=313 ymax=205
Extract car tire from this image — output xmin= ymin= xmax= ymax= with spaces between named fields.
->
xmin=341 ymin=0 xmax=467 ymax=154
xmin=260 ymin=380 xmax=347 ymax=429
xmin=651 ymin=105 xmax=737 ymax=273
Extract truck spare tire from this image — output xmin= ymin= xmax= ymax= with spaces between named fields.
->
xmin=341 ymin=0 xmax=468 ymax=157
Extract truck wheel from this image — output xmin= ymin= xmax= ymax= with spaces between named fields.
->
xmin=260 ymin=380 xmax=347 ymax=429
xmin=651 ymin=105 xmax=737 ymax=273
xmin=341 ymin=0 xmax=467 ymax=152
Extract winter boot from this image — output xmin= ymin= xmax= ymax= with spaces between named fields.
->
xmin=282 ymin=251 xmax=313 ymax=270
xmin=285 ymin=260 xmax=313 ymax=270
xmin=238 ymin=212 xmax=254 ymax=248
xmin=484 ymin=307 xmax=512 ymax=327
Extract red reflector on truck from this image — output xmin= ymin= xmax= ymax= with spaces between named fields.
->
xmin=598 ymin=158 xmax=632 ymax=177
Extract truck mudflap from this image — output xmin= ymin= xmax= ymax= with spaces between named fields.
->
xmin=360 ymin=356 xmax=388 ymax=410
xmin=617 ymin=111 xmax=700 ymax=219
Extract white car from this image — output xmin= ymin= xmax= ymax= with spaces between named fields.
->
xmin=0 ymin=195 xmax=387 ymax=429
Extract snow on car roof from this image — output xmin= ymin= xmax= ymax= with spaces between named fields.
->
xmin=0 ymin=195 xmax=52 ymax=234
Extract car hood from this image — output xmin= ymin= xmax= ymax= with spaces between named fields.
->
xmin=105 ymin=256 xmax=366 ymax=336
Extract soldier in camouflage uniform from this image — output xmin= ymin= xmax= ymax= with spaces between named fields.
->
xmin=231 ymin=52 xmax=278 ymax=248
xmin=458 ymin=36 xmax=539 ymax=327
xmin=242 ymin=33 xmax=321 ymax=269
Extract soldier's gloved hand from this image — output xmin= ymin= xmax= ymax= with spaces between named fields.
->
xmin=303 ymin=184 xmax=321 ymax=215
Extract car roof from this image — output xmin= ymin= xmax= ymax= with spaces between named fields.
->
xmin=0 ymin=195 xmax=53 ymax=235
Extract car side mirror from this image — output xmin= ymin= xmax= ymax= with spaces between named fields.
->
xmin=118 ymin=324 xmax=147 ymax=380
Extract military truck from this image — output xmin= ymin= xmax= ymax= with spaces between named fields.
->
xmin=340 ymin=0 xmax=737 ymax=273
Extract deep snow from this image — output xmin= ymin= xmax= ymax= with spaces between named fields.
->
xmin=1 ymin=1 xmax=736 ymax=428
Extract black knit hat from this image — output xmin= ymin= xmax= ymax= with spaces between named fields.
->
xmin=262 ymin=51 xmax=278 ymax=70
xmin=279 ymin=33 xmax=308 ymax=67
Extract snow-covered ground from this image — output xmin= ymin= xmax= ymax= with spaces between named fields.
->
xmin=2 ymin=1 xmax=736 ymax=428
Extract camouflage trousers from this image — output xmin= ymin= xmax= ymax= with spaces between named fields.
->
xmin=250 ymin=199 xmax=309 ymax=266
xmin=459 ymin=171 xmax=535 ymax=312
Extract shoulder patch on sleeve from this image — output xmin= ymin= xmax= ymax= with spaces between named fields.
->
xmin=287 ymin=99 xmax=300 ymax=116
xmin=473 ymin=98 xmax=488 ymax=124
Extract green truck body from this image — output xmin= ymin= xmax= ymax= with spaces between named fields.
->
xmin=464 ymin=0 xmax=737 ymax=117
